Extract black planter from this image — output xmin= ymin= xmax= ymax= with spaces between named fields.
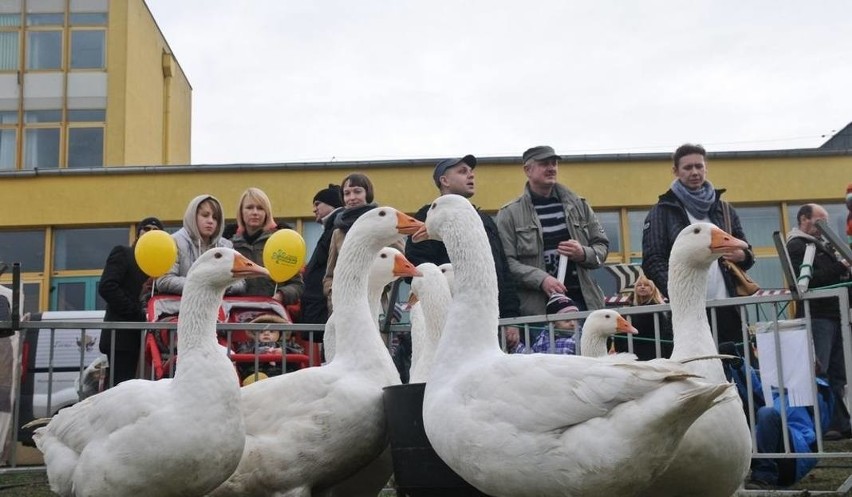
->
xmin=382 ymin=382 xmax=491 ymax=497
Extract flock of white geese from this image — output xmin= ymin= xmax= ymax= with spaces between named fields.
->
xmin=28 ymin=195 xmax=752 ymax=497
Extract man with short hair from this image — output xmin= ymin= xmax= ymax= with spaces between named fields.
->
xmin=786 ymin=203 xmax=852 ymax=439
xmin=642 ymin=143 xmax=754 ymax=345
xmin=300 ymin=185 xmax=344 ymax=326
xmin=405 ymin=154 xmax=520 ymax=320
xmin=496 ymin=146 xmax=609 ymax=317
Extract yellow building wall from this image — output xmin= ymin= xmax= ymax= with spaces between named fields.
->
xmin=0 ymin=153 xmax=848 ymax=228
xmin=104 ymin=0 xmax=191 ymax=167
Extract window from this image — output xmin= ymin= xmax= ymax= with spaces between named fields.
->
xmin=69 ymin=13 xmax=107 ymax=26
xmin=70 ymin=30 xmax=104 ymax=69
xmin=50 ymin=277 xmax=105 ymax=311
xmin=24 ymin=128 xmax=60 ymax=169
xmin=27 ymin=30 xmax=62 ymax=69
xmin=53 ymin=227 xmax=127 ymax=271
xmin=596 ymin=211 xmax=621 ymax=254
xmin=26 ymin=14 xmax=64 ymax=26
xmin=302 ymin=220 xmax=323 ymax=256
xmin=0 ymin=230 xmax=46 ymax=273
xmin=67 ymin=127 xmax=103 ymax=167
xmin=0 ymin=31 xmax=19 ymax=71
xmin=0 ymin=113 xmax=17 ymax=168
xmin=627 ymin=209 xmax=649 ymax=254
xmin=735 ymin=206 xmax=781 ymax=248
xmin=67 ymin=109 xmax=105 ymax=121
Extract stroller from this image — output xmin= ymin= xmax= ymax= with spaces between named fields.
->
xmin=145 ymin=295 xmax=313 ymax=382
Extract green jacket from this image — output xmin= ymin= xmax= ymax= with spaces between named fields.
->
xmin=496 ymin=183 xmax=609 ymax=316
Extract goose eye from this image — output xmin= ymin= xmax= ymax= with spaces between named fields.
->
xmin=431 ymin=203 xmax=436 ymax=210
xmin=214 ymin=252 xmax=223 ymax=259
xmin=378 ymin=210 xmax=387 ymax=217
xmin=693 ymin=227 xmax=700 ymax=234
xmin=380 ymin=253 xmax=387 ymax=259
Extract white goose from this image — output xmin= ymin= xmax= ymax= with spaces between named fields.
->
xmin=414 ymin=195 xmax=732 ymax=497
xmin=30 ymin=248 xmax=268 ymax=497
xmin=209 ymin=207 xmax=423 ymax=497
xmin=438 ymin=262 xmax=455 ymax=295
xmin=578 ymin=309 xmax=637 ymax=358
xmin=408 ymin=262 xmax=452 ymax=384
xmin=638 ymin=223 xmax=752 ymax=497
xmin=323 ymin=246 xmax=420 ymax=362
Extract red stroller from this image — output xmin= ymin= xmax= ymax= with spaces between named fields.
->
xmin=144 ymin=295 xmax=314 ymax=382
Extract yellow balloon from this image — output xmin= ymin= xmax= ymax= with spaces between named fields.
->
xmin=134 ymin=230 xmax=178 ymax=278
xmin=263 ymin=229 xmax=306 ymax=283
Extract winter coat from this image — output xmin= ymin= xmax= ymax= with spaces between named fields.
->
xmin=642 ymin=188 xmax=754 ymax=298
xmin=496 ymin=183 xmax=609 ymax=316
xmin=300 ymin=208 xmax=342 ymax=324
xmin=98 ymin=244 xmax=148 ymax=353
xmin=156 ymin=194 xmax=244 ymax=295
xmin=786 ymin=227 xmax=852 ymax=320
xmin=405 ymin=203 xmax=520 ymax=318
xmin=231 ymin=229 xmax=304 ymax=305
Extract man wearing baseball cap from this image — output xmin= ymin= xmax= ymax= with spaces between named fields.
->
xmin=405 ymin=154 xmax=520 ymax=320
xmin=496 ymin=146 xmax=609 ymax=317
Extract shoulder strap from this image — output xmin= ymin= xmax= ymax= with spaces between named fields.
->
xmin=722 ymin=202 xmax=732 ymax=233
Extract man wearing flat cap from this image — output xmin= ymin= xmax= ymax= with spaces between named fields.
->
xmin=405 ymin=154 xmax=520 ymax=320
xmin=496 ymin=146 xmax=609 ymax=317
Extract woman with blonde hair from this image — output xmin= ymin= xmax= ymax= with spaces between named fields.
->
xmin=231 ymin=187 xmax=304 ymax=305
xmin=613 ymin=274 xmax=673 ymax=360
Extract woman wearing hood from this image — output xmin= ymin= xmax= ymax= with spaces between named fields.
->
xmin=156 ymin=194 xmax=245 ymax=295
xmin=230 ymin=187 xmax=304 ymax=305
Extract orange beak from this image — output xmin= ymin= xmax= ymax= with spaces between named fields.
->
xmin=615 ymin=315 xmax=638 ymax=335
xmin=394 ymin=254 xmax=422 ymax=278
xmin=396 ymin=211 xmax=425 ymax=236
xmin=710 ymin=226 xmax=749 ymax=255
xmin=232 ymin=252 xmax=270 ymax=279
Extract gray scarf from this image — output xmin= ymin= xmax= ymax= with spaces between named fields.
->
xmin=671 ymin=179 xmax=716 ymax=219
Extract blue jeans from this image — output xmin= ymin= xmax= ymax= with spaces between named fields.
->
xmin=811 ymin=318 xmax=850 ymax=433
xmin=751 ymin=407 xmax=797 ymax=486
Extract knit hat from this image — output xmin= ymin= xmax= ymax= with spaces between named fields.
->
xmin=546 ymin=293 xmax=579 ymax=315
xmin=313 ymin=184 xmax=344 ymax=209
xmin=137 ymin=216 xmax=164 ymax=235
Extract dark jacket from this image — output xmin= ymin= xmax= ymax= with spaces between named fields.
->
xmin=642 ymin=188 xmax=754 ymax=298
xmin=300 ymin=208 xmax=342 ymax=324
xmin=406 ymin=203 xmax=520 ymax=318
xmin=98 ymin=245 xmax=148 ymax=353
xmin=787 ymin=232 xmax=852 ymax=320
xmin=230 ymin=228 xmax=304 ymax=305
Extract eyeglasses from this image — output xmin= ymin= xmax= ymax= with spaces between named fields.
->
xmin=141 ymin=225 xmax=160 ymax=232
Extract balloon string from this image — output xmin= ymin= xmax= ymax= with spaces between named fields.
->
xmin=273 ymin=283 xmax=279 ymax=297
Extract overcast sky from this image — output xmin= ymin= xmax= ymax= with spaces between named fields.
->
xmin=144 ymin=1 xmax=852 ymax=165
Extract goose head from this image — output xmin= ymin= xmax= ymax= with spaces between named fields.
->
xmin=411 ymin=194 xmax=476 ymax=243
xmin=349 ymin=206 xmax=424 ymax=247
xmin=186 ymin=248 xmax=269 ymax=289
xmin=408 ymin=262 xmax=444 ymax=305
xmin=579 ymin=309 xmax=637 ymax=357
xmin=670 ymin=223 xmax=748 ymax=270
xmin=371 ymin=247 xmax=422 ymax=290
xmin=438 ymin=263 xmax=455 ymax=295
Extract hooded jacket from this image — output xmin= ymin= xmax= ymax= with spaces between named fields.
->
xmin=156 ymin=194 xmax=244 ymax=295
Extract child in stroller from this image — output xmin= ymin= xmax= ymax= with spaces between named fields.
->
xmin=236 ymin=324 xmax=304 ymax=385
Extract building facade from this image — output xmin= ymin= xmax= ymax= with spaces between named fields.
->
xmin=0 ymin=0 xmax=190 ymax=170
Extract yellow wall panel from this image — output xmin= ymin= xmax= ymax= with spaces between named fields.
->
xmin=0 ymin=152 xmax=848 ymax=228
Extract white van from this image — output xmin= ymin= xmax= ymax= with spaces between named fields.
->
xmin=17 ymin=310 xmax=105 ymax=445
